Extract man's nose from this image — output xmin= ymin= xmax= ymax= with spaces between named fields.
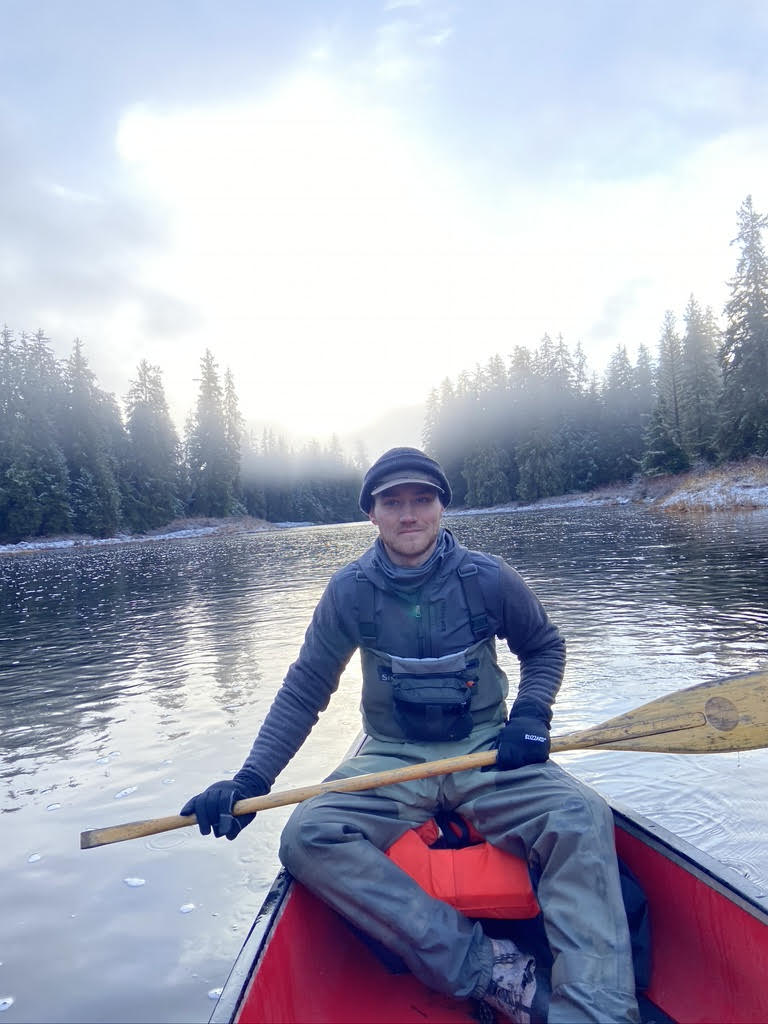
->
xmin=399 ymin=503 xmax=418 ymax=519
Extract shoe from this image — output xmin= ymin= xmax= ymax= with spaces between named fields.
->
xmin=482 ymin=938 xmax=549 ymax=1024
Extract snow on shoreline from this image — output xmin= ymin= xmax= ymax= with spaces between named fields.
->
xmin=0 ymin=524 xmax=223 ymax=555
xmin=3 ymin=461 xmax=768 ymax=556
xmin=452 ymin=459 xmax=768 ymax=518
xmin=0 ymin=516 xmax=272 ymax=557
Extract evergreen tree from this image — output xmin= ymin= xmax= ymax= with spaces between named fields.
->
xmin=1 ymin=328 xmax=72 ymax=541
xmin=18 ymin=331 xmax=72 ymax=536
xmin=552 ymin=333 xmax=576 ymax=395
xmin=516 ymin=431 xmax=560 ymax=504
xmin=633 ymin=343 xmax=655 ymax=414
xmin=422 ymin=388 xmax=439 ymax=452
xmin=223 ymin=368 xmax=245 ymax=511
xmin=123 ymin=360 xmax=181 ymax=530
xmin=680 ymin=297 xmax=721 ymax=461
xmin=185 ymin=350 xmax=233 ymax=516
xmin=719 ymin=195 xmax=768 ymax=457
xmin=641 ymin=396 xmax=690 ymax=476
xmin=572 ymin=342 xmax=590 ymax=396
xmin=462 ymin=443 xmax=513 ymax=507
xmin=656 ymin=312 xmax=684 ymax=445
xmin=598 ymin=344 xmax=644 ymax=483
xmin=427 ymin=377 xmax=468 ymax=506
xmin=239 ymin=429 xmax=267 ymax=519
xmin=60 ymin=339 xmax=122 ymax=536
xmin=552 ymin=423 xmax=600 ymax=494
xmin=352 ymin=439 xmax=369 ymax=475
xmin=0 ymin=326 xmax=27 ymax=540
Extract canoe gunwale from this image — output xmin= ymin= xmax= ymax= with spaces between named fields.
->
xmin=612 ymin=798 xmax=768 ymax=923
xmin=208 ymin=868 xmax=293 ymax=1024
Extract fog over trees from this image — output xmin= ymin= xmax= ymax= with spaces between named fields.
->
xmin=2 ymin=196 xmax=768 ymax=544
xmin=425 ymin=195 xmax=768 ymax=504
xmin=0 ymin=344 xmax=360 ymax=543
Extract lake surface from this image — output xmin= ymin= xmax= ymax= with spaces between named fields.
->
xmin=2 ymin=505 xmax=768 ymax=1023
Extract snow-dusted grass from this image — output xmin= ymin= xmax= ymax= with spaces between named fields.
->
xmin=448 ymin=458 xmax=768 ymax=517
xmin=655 ymin=458 xmax=768 ymax=512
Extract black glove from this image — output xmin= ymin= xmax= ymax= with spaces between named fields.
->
xmin=494 ymin=715 xmax=551 ymax=771
xmin=180 ymin=771 xmax=269 ymax=841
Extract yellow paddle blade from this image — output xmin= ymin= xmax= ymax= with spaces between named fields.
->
xmin=552 ymin=670 xmax=768 ymax=754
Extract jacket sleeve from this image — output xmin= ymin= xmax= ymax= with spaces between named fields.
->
xmin=495 ymin=559 xmax=565 ymax=725
xmin=237 ymin=576 xmax=358 ymax=790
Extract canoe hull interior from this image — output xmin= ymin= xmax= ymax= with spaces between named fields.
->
xmin=211 ymin=801 xmax=768 ymax=1024
xmin=614 ymin=808 xmax=768 ymax=1024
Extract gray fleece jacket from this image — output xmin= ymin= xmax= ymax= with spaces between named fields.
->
xmin=237 ymin=528 xmax=565 ymax=792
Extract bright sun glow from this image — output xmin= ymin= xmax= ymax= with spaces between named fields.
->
xmin=111 ymin=71 xmax=768 ymax=444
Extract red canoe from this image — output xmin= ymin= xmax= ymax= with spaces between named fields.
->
xmin=209 ymin=793 xmax=768 ymax=1024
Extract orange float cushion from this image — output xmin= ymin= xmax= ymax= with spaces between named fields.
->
xmin=386 ymin=822 xmax=540 ymax=920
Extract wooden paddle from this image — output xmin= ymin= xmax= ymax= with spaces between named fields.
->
xmin=80 ymin=668 xmax=768 ymax=850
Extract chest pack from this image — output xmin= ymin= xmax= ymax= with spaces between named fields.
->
xmin=355 ymin=555 xmax=508 ymax=743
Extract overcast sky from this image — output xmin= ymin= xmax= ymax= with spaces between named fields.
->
xmin=4 ymin=0 xmax=768 ymax=453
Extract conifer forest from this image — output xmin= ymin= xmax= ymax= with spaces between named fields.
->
xmin=2 ymin=196 xmax=768 ymax=544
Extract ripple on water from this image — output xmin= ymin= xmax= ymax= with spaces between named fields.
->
xmin=0 ymin=998 xmax=14 ymax=1012
xmin=123 ymin=877 xmax=146 ymax=887
xmin=719 ymin=847 xmax=768 ymax=889
xmin=145 ymin=831 xmax=189 ymax=851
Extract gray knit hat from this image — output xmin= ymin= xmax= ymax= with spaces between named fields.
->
xmin=359 ymin=447 xmax=452 ymax=513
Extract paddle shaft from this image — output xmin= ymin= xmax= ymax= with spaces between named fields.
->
xmin=80 ymin=669 xmax=768 ymax=850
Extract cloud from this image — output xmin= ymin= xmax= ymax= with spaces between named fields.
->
xmin=372 ymin=0 xmax=453 ymax=85
xmin=110 ymin=76 xmax=512 ymax=431
xmin=384 ymin=0 xmax=424 ymax=10
xmin=5 ymin=1 xmax=768 ymax=446
xmin=589 ymin=282 xmax=653 ymax=343
xmin=0 ymin=118 xmax=201 ymax=360
xmin=94 ymin=64 xmax=768 ymax=437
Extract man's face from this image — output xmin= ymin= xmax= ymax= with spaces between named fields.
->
xmin=369 ymin=483 xmax=443 ymax=567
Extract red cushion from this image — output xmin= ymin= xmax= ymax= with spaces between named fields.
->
xmin=386 ymin=825 xmax=540 ymax=920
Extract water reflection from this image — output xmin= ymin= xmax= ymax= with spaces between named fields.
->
xmin=2 ymin=509 xmax=768 ymax=1022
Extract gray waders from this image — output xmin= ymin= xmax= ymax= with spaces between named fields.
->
xmin=279 ymin=728 xmax=640 ymax=1023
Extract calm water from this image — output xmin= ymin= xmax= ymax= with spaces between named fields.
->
xmin=2 ymin=506 xmax=768 ymax=1023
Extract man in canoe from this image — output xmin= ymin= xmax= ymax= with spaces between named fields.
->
xmin=182 ymin=447 xmax=639 ymax=1024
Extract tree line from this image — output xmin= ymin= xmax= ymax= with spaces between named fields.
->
xmin=424 ymin=195 xmax=768 ymax=506
xmin=0 ymin=341 xmax=361 ymax=543
xmin=3 ymin=194 xmax=767 ymax=544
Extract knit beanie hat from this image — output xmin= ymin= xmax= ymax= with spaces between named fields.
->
xmin=359 ymin=447 xmax=452 ymax=513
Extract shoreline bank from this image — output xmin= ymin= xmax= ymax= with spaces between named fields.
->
xmin=450 ymin=457 xmax=768 ymax=519
xmin=3 ymin=459 xmax=768 ymax=557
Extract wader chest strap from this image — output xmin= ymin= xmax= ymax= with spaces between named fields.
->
xmin=457 ymin=559 xmax=490 ymax=641
xmin=356 ymin=571 xmax=378 ymax=646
